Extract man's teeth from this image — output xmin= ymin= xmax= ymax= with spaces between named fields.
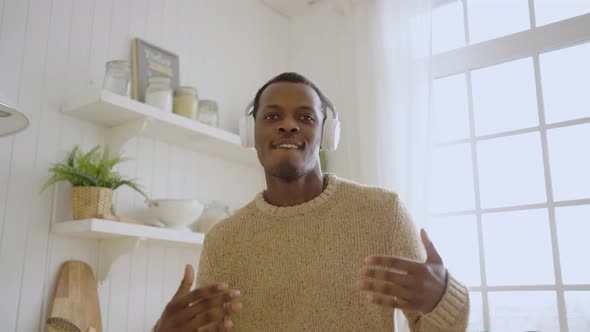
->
xmin=277 ymin=144 xmax=299 ymax=149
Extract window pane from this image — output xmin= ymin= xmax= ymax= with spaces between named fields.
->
xmin=471 ymin=57 xmax=539 ymax=136
xmin=432 ymin=1 xmax=465 ymax=54
xmin=565 ymin=291 xmax=590 ymax=332
xmin=540 ymin=42 xmax=590 ymax=124
xmin=488 ymin=291 xmax=560 ymax=331
xmin=428 ymin=215 xmax=480 ymax=287
xmin=535 ymin=0 xmax=590 ymax=26
xmin=555 ymin=205 xmax=590 ymax=284
xmin=469 ymin=291 xmax=484 ymax=331
xmin=431 ymin=144 xmax=475 ymax=213
xmin=547 ymin=123 xmax=590 ymax=201
xmin=433 ymin=74 xmax=470 ymax=143
xmin=477 ymin=133 xmax=547 ymax=209
xmin=467 ymin=0 xmax=530 ymax=44
xmin=482 ymin=209 xmax=554 ymax=285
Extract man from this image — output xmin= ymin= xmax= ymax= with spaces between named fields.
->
xmin=154 ymin=73 xmax=470 ymax=331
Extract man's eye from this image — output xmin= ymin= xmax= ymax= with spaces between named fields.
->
xmin=264 ymin=114 xmax=278 ymax=120
xmin=301 ymin=115 xmax=315 ymax=122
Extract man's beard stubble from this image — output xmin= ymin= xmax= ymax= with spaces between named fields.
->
xmin=270 ymin=159 xmax=304 ymax=181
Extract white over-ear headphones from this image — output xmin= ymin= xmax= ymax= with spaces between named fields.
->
xmin=239 ymin=101 xmax=341 ymax=151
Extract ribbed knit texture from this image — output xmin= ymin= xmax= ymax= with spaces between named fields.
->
xmin=196 ymin=174 xmax=469 ymax=331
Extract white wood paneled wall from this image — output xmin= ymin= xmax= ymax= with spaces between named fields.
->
xmin=0 ymin=0 xmax=287 ymax=331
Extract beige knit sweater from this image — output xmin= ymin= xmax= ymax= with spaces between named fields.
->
xmin=196 ymin=174 xmax=469 ymax=331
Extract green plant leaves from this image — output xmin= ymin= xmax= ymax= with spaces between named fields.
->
xmin=40 ymin=144 xmax=149 ymax=200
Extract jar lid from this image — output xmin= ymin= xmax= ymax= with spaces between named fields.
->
xmin=174 ymin=86 xmax=198 ymax=96
xmin=148 ymin=76 xmax=171 ymax=84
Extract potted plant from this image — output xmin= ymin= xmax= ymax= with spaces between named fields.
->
xmin=41 ymin=145 xmax=148 ymax=220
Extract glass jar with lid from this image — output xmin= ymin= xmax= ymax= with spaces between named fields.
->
xmin=192 ymin=201 xmax=230 ymax=233
xmin=145 ymin=76 xmax=173 ymax=113
xmin=197 ymin=100 xmax=219 ymax=127
xmin=102 ymin=60 xmax=131 ymax=97
xmin=173 ymin=86 xmax=198 ymax=119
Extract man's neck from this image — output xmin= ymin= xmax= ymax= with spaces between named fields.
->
xmin=263 ymin=169 xmax=326 ymax=207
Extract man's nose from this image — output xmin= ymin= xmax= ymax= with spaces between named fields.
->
xmin=278 ymin=119 xmax=300 ymax=133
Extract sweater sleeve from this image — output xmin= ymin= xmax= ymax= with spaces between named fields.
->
xmin=392 ymin=195 xmax=470 ymax=331
xmin=196 ymin=236 xmax=219 ymax=288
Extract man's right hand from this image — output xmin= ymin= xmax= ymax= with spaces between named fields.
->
xmin=156 ymin=264 xmax=242 ymax=331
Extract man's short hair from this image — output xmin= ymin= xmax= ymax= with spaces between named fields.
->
xmin=252 ymin=72 xmax=332 ymax=119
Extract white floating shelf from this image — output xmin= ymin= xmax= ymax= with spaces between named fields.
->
xmin=61 ymin=90 xmax=258 ymax=167
xmin=51 ymin=218 xmax=204 ymax=244
xmin=51 ymin=219 xmax=205 ymax=281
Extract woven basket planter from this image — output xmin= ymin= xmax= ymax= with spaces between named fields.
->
xmin=71 ymin=187 xmax=113 ymax=220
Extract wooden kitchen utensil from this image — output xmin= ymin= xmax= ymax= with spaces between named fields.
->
xmin=47 ymin=260 xmax=102 ymax=332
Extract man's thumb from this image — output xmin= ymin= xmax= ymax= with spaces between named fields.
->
xmin=173 ymin=264 xmax=194 ymax=298
xmin=421 ymin=229 xmax=442 ymax=264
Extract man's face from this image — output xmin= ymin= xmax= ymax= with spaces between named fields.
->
xmin=254 ymin=82 xmax=324 ymax=180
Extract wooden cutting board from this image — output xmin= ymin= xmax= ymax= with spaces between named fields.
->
xmin=47 ymin=260 xmax=102 ymax=332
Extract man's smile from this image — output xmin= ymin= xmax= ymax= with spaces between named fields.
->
xmin=271 ymin=138 xmax=304 ymax=150
xmin=275 ymin=144 xmax=300 ymax=149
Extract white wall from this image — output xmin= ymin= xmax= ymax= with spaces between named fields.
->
xmin=0 ymin=0 xmax=287 ymax=331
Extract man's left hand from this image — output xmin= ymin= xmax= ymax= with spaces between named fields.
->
xmin=355 ymin=229 xmax=447 ymax=314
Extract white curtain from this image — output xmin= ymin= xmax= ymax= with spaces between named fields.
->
xmin=345 ymin=0 xmax=433 ymax=227
xmin=343 ymin=2 xmax=433 ymax=329
xmin=346 ymin=0 xmax=432 ymax=332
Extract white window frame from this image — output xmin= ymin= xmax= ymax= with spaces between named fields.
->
xmin=431 ymin=1 xmax=590 ymax=330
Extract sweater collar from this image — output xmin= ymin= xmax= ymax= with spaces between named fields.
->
xmin=254 ymin=173 xmax=338 ymax=217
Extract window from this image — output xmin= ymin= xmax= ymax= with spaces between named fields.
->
xmin=430 ymin=1 xmax=590 ymax=330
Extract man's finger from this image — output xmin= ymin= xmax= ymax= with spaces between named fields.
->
xmin=173 ymin=264 xmax=195 ymax=300
xmin=356 ymin=278 xmax=413 ymax=300
xmin=175 ymin=283 xmax=230 ymax=308
xmin=189 ymin=290 xmax=241 ymax=314
xmin=184 ymin=304 xmax=239 ymax=331
xmin=358 ymin=268 xmax=416 ymax=287
xmin=421 ymin=229 xmax=442 ymax=264
xmin=365 ymin=255 xmax=421 ymax=272
xmin=175 ymin=290 xmax=240 ymax=323
xmin=366 ymin=292 xmax=412 ymax=310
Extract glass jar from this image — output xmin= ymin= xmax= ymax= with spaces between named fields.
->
xmin=102 ymin=60 xmax=131 ymax=97
xmin=145 ymin=76 xmax=173 ymax=113
xmin=192 ymin=201 xmax=230 ymax=233
xmin=173 ymin=86 xmax=198 ymax=119
xmin=197 ymin=100 xmax=219 ymax=127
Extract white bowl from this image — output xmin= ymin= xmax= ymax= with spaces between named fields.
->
xmin=147 ymin=199 xmax=204 ymax=230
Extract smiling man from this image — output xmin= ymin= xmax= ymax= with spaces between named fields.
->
xmin=154 ymin=72 xmax=470 ymax=331
xmin=253 ymin=77 xmax=329 ymax=208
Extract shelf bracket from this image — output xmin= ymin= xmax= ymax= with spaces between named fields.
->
xmin=105 ymin=118 xmax=152 ymax=155
xmin=97 ymin=237 xmax=144 ymax=283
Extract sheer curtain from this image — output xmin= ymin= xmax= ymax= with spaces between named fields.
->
xmin=346 ymin=0 xmax=432 ymax=331
xmin=343 ymin=1 xmax=433 ymax=329
xmin=346 ymin=0 xmax=433 ymax=227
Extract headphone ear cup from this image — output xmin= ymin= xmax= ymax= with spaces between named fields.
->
xmin=321 ymin=118 xmax=341 ymax=151
xmin=247 ymin=116 xmax=255 ymax=147
xmin=239 ymin=115 xmax=256 ymax=148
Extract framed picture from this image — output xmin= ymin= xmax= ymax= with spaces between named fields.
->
xmin=131 ymin=38 xmax=180 ymax=102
